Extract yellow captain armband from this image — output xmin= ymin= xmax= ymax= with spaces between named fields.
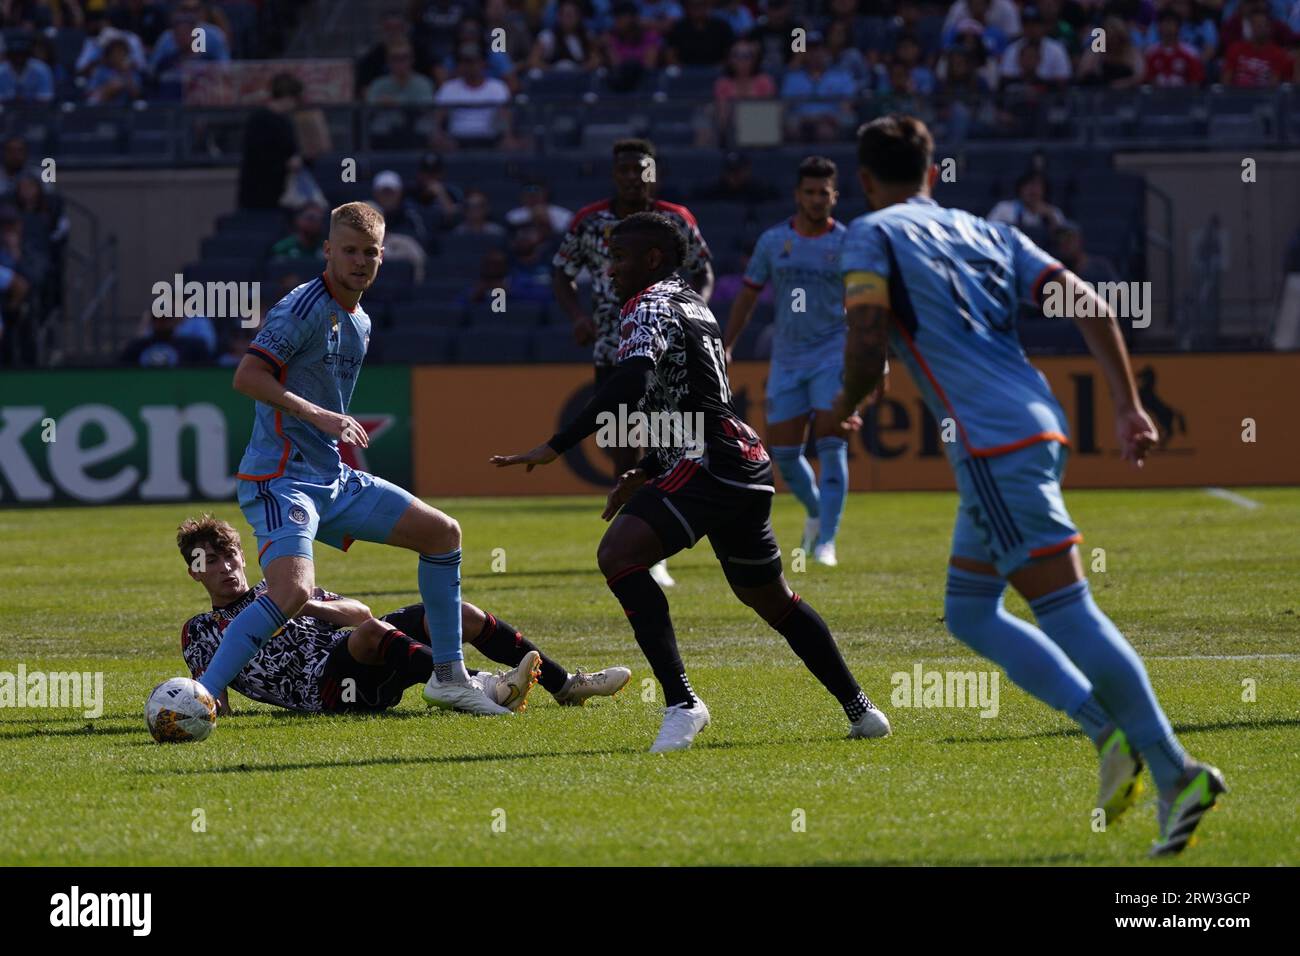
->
xmin=844 ymin=270 xmax=889 ymax=309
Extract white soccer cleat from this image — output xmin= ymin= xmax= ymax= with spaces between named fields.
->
xmin=801 ymin=517 xmax=821 ymax=553
xmin=423 ymin=671 xmax=512 ymax=716
xmin=813 ymin=542 xmax=838 ymax=567
xmin=848 ymin=699 xmax=892 ymax=738
xmin=649 ymin=699 xmax=711 ymax=753
xmin=478 ymin=650 xmax=542 ymax=713
xmin=554 ymin=666 xmax=633 ymax=706
xmin=649 ymin=561 xmax=676 ymax=588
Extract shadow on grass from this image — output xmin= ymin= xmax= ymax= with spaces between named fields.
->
xmin=795 ymin=853 xmax=1088 ymax=866
xmin=941 ymin=715 xmax=1300 ymax=745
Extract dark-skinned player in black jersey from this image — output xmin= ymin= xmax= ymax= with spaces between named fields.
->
xmin=493 ymin=212 xmax=890 ymax=752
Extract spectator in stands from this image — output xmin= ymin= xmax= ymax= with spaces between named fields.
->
xmin=602 ymin=0 xmax=663 ymax=92
xmin=690 ymin=150 xmax=780 ymax=202
xmin=108 ymin=0 xmax=169 ymax=49
xmin=0 ymin=32 xmax=54 ymax=104
xmin=1220 ymin=0 xmax=1296 ymax=52
xmin=237 ymin=73 xmax=306 ymax=209
xmin=942 ymin=0 xmax=1013 ymax=55
xmin=505 ymin=180 xmax=573 ymax=238
xmin=370 ymin=170 xmax=432 ymax=249
xmin=712 ymin=39 xmax=776 ymax=135
xmin=219 ymin=324 xmax=255 ymax=368
xmin=638 ymin=0 xmax=683 ymax=37
xmin=944 ymin=0 xmax=1022 ymax=38
xmin=824 ymin=20 xmax=870 ymax=85
xmin=716 ymin=0 xmax=754 ymax=36
xmin=887 ymin=33 xmax=938 ymax=94
xmin=989 ymin=171 xmax=1065 ymax=251
xmin=505 ymin=223 xmax=555 ymax=303
xmin=1034 ymin=0 xmax=1081 ymax=57
xmin=530 ymin=0 xmax=601 ymax=71
xmin=433 ymin=43 xmax=523 ymax=150
xmin=941 ymin=26 xmax=1001 ymax=90
xmin=1144 ymin=9 xmax=1207 ymax=85
xmin=410 ymin=152 xmax=463 ymax=234
xmin=1135 ymin=0 xmax=1217 ymax=62
xmin=938 ymin=42 xmax=995 ymax=94
xmin=482 ymin=0 xmax=535 ymax=73
xmin=1223 ymin=8 xmax=1298 ymax=84
xmin=149 ymin=0 xmax=230 ymax=69
xmin=77 ymin=8 xmax=148 ymax=79
xmin=12 ymin=171 xmax=66 ymax=310
xmin=357 ymin=7 xmax=430 ymax=93
xmin=380 ymin=230 xmax=428 ymax=283
xmin=452 ymin=188 xmax=508 ymax=238
xmin=461 ymin=246 xmax=511 ymax=305
xmin=0 ymin=137 xmax=43 ymax=194
xmin=1000 ymin=6 xmax=1072 ymax=87
xmin=86 ymin=38 xmax=144 ymax=105
xmin=416 ymin=0 xmax=473 ymax=69
xmin=780 ymin=32 xmax=858 ymax=143
xmin=749 ymin=0 xmax=805 ymax=73
xmin=665 ymin=0 xmax=734 ymax=66
xmin=441 ymin=16 xmax=518 ymax=86
xmin=1077 ymin=14 xmax=1146 ymax=87
xmin=366 ymin=40 xmax=437 ymax=104
xmin=819 ymin=0 xmax=872 ymax=50
xmin=120 ymin=311 xmax=209 ymax=367
xmin=1054 ymin=220 xmax=1121 ymax=287
xmin=269 ymin=202 xmax=327 ymax=263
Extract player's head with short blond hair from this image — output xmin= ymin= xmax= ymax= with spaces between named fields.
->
xmin=330 ymin=201 xmax=385 ymax=243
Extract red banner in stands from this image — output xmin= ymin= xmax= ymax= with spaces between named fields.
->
xmin=411 ymin=354 xmax=1300 ymax=497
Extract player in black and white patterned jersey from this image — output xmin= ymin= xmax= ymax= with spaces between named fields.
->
xmin=177 ymin=514 xmax=631 ymax=715
xmin=493 ymin=212 xmax=890 ymax=752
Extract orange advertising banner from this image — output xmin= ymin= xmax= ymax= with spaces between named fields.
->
xmin=412 ymin=354 xmax=1299 ymax=497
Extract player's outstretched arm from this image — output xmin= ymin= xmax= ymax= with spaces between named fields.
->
xmin=1056 ymin=270 xmax=1158 ymax=466
xmin=837 ymin=303 xmax=890 ymax=423
xmin=552 ymin=267 xmax=595 ymax=346
xmin=722 ymin=284 xmax=761 ymax=362
xmin=232 ymin=354 xmax=369 ymax=447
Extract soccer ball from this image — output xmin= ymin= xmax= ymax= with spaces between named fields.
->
xmin=145 ymin=677 xmax=217 ymax=743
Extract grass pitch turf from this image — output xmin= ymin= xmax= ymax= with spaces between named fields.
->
xmin=1 ymin=488 xmax=1297 ymax=866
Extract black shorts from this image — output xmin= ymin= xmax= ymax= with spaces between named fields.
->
xmin=620 ymin=460 xmax=783 ymax=588
xmin=318 ymin=605 xmax=429 ymax=712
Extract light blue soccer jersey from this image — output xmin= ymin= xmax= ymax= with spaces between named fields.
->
xmin=744 ymin=218 xmax=847 ymax=369
xmin=841 ymin=196 xmax=1068 ymax=462
xmin=237 ymin=275 xmax=371 ymax=482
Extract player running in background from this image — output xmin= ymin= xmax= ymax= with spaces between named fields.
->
xmin=177 ymin=515 xmax=629 ymax=714
xmin=722 ymin=156 xmax=864 ymax=567
xmin=494 ymin=212 xmax=890 ymax=752
xmin=552 ymin=137 xmax=715 ymax=589
xmin=837 ymin=114 xmax=1225 ymax=856
xmin=193 ymin=201 xmax=507 ymax=719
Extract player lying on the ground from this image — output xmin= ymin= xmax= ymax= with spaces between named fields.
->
xmin=492 ymin=211 xmax=890 ymax=753
xmin=837 ymin=114 xmax=1225 ymax=856
xmin=177 ymin=514 xmax=631 ymax=715
xmin=196 ymin=201 xmax=507 ymax=719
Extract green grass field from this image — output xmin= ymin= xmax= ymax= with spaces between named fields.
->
xmin=1 ymin=488 xmax=1297 ymax=866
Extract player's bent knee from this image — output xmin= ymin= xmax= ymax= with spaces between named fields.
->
xmin=347 ymin=618 xmax=388 ymax=665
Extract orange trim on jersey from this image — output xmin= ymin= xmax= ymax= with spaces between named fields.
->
xmin=341 ymin=535 xmax=355 ymax=552
xmin=258 ymin=539 xmax=273 ymax=560
xmin=742 ymin=276 xmax=765 ymax=289
xmin=320 ymin=271 xmax=359 ymax=315
xmin=569 ymin=198 xmax=612 ymax=229
xmin=234 ymin=363 xmax=293 ymax=481
xmin=790 ymin=216 xmax=836 ymax=238
xmin=890 ymin=318 xmax=1071 ymax=458
xmin=1032 ymin=262 xmax=1066 ymax=303
xmin=1029 ymin=533 xmax=1083 ymax=559
xmin=246 ymin=344 xmax=284 ymax=371
xmin=968 ymin=432 xmax=1071 ymax=457
xmin=652 ymin=199 xmax=699 ymax=229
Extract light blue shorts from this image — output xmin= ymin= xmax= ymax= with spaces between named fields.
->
xmin=765 ymin=359 xmax=843 ymax=424
xmin=950 ymin=441 xmax=1081 ymax=577
xmin=238 ymin=464 xmax=415 ymax=568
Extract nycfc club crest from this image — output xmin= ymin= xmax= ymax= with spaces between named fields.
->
xmin=288 ymin=505 xmax=309 ymax=525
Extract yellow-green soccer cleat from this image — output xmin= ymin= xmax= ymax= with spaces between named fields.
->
xmin=1096 ymin=726 xmax=1144 ymax=825
xmin=1150 ymin=763 xmax=1228 ymax=857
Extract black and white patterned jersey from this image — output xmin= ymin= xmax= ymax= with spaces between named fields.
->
xmin=618 ymin=274 xmax=774 ymax=491
xmin=180 ymin=582 xmax=344 ymax=713
xmin=553 ymin=198 xmax=711 ymax=367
